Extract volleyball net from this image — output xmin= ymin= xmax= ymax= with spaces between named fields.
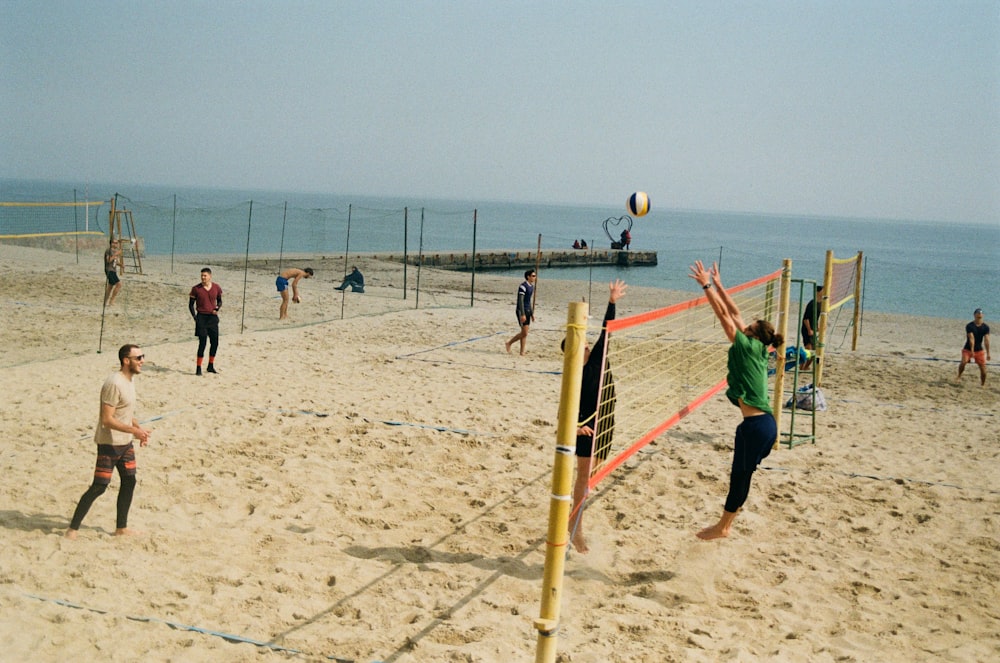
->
xmin=535 ymin=265 xmax=789 ymax=660
xmin=816 ymin=250 xmax=863 ymax=385
xmin=585 ymin=267 xmax=783 ymax=490
xmin=0 ymin=200 xmax=108 ymax=237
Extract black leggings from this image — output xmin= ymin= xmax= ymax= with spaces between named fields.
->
xmin=724 ymin=413 xmax=776 ymax=513
xmin=196 ymin=314 xmax=220 ymax=358
xmin=69 ymin=475 xmax=137 ymax=531
xmin=725 ymin=468 xmax=756 ymax=514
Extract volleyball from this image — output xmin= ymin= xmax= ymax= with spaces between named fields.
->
xmin=627 ymin=191 xmax=650 ymax=217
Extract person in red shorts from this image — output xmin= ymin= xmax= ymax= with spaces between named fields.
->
xmin=958 ymin=308 xmax=990 ymax=386
xmin=65 ymin=344 xmax=152 ymax=539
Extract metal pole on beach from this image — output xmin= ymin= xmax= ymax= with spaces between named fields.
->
xmin=240 ymin=201 xmax=253 ymax=334
xmin=470 ymin=209 xmax=477 ymax=307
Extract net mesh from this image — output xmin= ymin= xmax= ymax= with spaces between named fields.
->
xmin=586 ymin=269 xmax=783 ymax=489
xmin=0 ymin=201 xmax=107 ymax=236
xmin=828 ymin=254 xmax=860 ymax=312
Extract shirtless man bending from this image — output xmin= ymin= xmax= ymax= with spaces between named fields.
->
xmin=277 ymin=267 xmax=314 ymax=319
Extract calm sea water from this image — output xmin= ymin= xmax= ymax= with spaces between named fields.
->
xmin=2 ymin=178 xmax=996 ymax=320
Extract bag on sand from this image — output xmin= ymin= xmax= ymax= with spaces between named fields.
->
xmin=785 ymin=383 xmax=827 ymax=411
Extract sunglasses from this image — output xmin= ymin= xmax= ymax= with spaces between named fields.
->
xmin=130 ymin=354 xmax=145 ymax=361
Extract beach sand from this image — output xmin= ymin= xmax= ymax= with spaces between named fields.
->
xmin=1 ymin=243 xmax=997 ymax=662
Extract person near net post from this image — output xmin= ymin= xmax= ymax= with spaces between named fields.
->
xmin=277 ymin=267 xmax=314 ymax=319
xmin=189 ymin=267 xmax=222 ymax=376
xmin=958 ymin=307 xmax=990 ymax=386
xmin=334 ymin=266 xmax=365 ymax=293
xmin=505 ymin=269 xmax=536 ymax=355
xmin=65 ymin=344 xmax=152 ymax=539
xmin=688 ymin=260 xmax=784 ymax=541
xmin=563 ymin=279 xmax=627 ymax=554
xmin=800 ymin=284 xmax=823 ymax=370
xmin=104 ymin=239 xmax=122 ymax=306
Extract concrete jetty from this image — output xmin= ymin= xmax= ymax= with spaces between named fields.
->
xmin=368 ymin=248 xmax=658 ymax=271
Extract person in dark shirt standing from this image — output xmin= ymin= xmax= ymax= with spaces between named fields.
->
xmin=958 ymin=308 xmax=990 ymax=386
xmin=189 ymin=267 xmax=222 ymax=376
xmin=800 ymin=284 xmax=823 ymax=370
xmin=505 ymin=269 xmax=536 ymax=356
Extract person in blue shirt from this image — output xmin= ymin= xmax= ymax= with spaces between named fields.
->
xmin=689 ymin=260 xmax=784 ymax=541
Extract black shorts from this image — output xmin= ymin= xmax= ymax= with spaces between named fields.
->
xmin=195 ymin=313 xmax=219 ymax=337
xmin=106 ymin=270 xmax=120 ymax=286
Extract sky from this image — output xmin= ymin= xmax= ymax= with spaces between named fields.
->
xmin=2 ymin=0 xmax=998 ymax=224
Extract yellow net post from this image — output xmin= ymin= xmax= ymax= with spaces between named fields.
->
xmin=534 ymin=300 xmax=588 ymax=663
xmin=771 ymin=259 xmax=793 ymax=449
xmin=816 ymin=250 xmax=834 ymax=387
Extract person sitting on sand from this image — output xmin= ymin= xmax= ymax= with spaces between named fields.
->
xmin=335 ymin=266 xmax=365 ymax=293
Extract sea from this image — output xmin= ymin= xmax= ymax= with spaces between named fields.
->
xmin=2 ymin=178 xmax=996 ymax=321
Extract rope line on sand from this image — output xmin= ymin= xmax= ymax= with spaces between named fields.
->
xmin=22 ymin=592 xmax=387 ymax=661
xmin=394 ymin=331 xmax=505 ymax=358
xmin=19 ymin=594 xmax=351 ymax=660
xmin=255 ymin=407 xmax=502 ymax=437
xmin=401 ymin=356 xmax=562 ymax=375
xmin=758 ymin=465 xmax=1000 ymax=495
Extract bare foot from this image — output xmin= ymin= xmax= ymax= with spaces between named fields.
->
xmin=113 ymin=528 xmax=141 ymax=537
xmin=696 ymin=524 xmax=729 ymax=541
xmin=64 ymin=529 xmax=78 ymax=540
xmin=570 ymin=530 xmax=589 ymax=554
xmin=505 ymin=340 xmax=512 ymax=354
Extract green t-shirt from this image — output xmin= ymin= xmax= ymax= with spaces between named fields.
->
xmin=726 ymin=330 xmax=772 ymax=414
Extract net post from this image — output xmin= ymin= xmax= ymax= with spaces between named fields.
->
xmin=852 ymin=251 xmax=863 ymax=351
xmin=772 ymin=259 xmax=792 ymax=449
xmin=816 ymin=250 xmax=834 ymax=387
xmin=534 ymin=300 xmax=588 ymax=663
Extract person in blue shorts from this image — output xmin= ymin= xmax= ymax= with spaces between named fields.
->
xmin=276 ymin=267 xmax=314 ymax=319
xmin=689 ymin=260 xmax=784 ymax=541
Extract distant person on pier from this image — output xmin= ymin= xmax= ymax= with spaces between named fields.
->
xmin=580 ymin=239 xmax=588 ymax=249
xmin=573 ymin=239 xmax=581 ymax=249
xmin=620 ymin=228 xmax=631 ymax=250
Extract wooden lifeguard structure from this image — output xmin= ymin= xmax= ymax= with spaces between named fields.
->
xmin=108 ymin=195 xmax=143 ymax=275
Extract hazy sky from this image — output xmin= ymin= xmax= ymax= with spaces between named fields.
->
xmin=2 ymin=1 xmax=998 ymax=223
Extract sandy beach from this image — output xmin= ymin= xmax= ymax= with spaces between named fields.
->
xmin=1 ymin=243 xmax=997 ymax=662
